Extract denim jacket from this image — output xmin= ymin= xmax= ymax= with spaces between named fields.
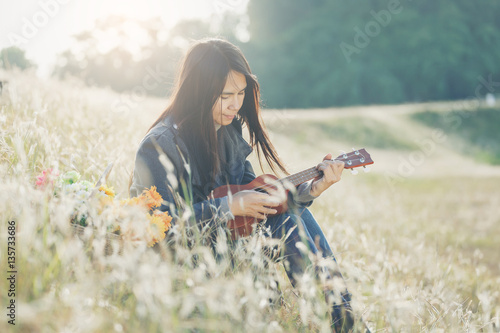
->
xmin=130 ymin=116 xmax=316 ymax=227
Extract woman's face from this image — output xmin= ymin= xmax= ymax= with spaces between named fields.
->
xmin=212 ymin=70 xmax=247 ymax=126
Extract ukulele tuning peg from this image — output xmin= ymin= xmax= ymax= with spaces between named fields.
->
xmin=352 ymin=148 xmax=360 ymax=155
xmin=350 ymin=169 xmax=359 ymax=175
xmin=363 ymin=166 xmax=371 ymax=173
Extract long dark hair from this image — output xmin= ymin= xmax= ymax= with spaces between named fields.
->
xmin=144 ymin=38 xmax=287 ymax=188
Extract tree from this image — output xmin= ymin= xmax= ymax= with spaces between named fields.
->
xmin=244 ymin=0 xmax=500 ymax=108
xmin=0 ymin=46 xmax=35 ymax=70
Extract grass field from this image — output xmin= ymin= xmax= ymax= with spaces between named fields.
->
xmin=1 ymin=70 xmax=499 ymax=332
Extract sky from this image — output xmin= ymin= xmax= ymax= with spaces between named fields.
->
xmin=0 ymin=0 xmax=248 ymax=77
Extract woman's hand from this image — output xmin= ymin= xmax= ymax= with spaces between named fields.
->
xmin=228 ymin=190 xmax=284 ymax=219
xmin=310 ymin=153 xmax=345 ymax=197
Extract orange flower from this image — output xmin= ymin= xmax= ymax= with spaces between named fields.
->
xmin=147 ymin=210 xmax=172 ymax=246
xmin=121 ymin=186 xmax=162 ymax=210
xmin=142 ymin=186 xmax=163 ymax=210
xmin=120 ymin=186 xmax=171 ymax=246
xmin=156 ymin=210 xmax=172 ymax=230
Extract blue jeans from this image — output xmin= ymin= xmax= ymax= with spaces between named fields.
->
xmin=264 ymin=207 xmax=354 ymax=331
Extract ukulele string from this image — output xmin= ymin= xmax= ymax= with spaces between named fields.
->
xmin=249 ymin=154 xmax=368 ymax=193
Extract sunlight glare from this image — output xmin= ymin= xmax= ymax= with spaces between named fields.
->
xmin=90 ymin=0 xmax=211 ymax=60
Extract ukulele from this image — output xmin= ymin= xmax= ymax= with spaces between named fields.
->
xmin=211 ymin=148 xmax=374 ymax=240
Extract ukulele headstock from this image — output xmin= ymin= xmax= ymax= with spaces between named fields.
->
xmin=335 ymin=148 xmax=374 ymax=172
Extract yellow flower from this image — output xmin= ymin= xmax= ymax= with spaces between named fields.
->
xmin=98 ymin=184 xmax=115 ymax=198
xmin=98 ymin=195 xmax=114 ymax=211
xmin=120 ymin=197 xmax=142 ymax=206
xmin=146 ymin=210 xmax=172 ymax=247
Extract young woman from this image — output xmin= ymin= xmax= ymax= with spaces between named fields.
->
xmin=130 ymin=38 xmax=358 ymax=332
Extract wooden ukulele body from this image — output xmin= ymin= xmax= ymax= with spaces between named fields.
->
xmin=211 ymin=174 xmax=289 ymax=239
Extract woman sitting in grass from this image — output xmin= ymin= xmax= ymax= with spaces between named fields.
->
xmin=130 ymin=38 xmax=363 ymax=332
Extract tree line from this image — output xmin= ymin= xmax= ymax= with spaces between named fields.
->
xmin=242 ymin=0 xmax=500 ymax=107
xmin=3 ymin=0 xmax=499 ymax=108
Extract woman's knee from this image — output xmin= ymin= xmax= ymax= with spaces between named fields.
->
xmin=265 ymin=212 xmax=299 ymax=236
xmin=293 ymin=207 xmax=334 ymax=258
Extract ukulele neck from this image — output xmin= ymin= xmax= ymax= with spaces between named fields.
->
xmin=280 ymin=166 xmax=322 ymax=187
xmin=278 ymin=149 xmax=374 ymax=187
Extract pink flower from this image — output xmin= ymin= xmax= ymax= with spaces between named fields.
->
xmin=35 ymin=168 xmax=59 ymax=189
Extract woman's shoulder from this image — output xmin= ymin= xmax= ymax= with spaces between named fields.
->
xmin=144 ymin=116 xmax=177 ymax=138
xmin=139 ymin=116 xmax=178 ymax=146
xmin=137 ymin=115 xmax=186 ymax=156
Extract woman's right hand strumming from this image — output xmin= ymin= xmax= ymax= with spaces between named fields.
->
xmin=228 ymin=190 xmax=284 ymax=219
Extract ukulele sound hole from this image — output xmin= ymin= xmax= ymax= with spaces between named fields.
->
xmin=254 ymin=187 xmax=268 ymax=194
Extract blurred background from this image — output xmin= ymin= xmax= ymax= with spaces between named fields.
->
xmin=2 ymin=0 xmax=500 ymax=108
xmin=1 ymin=1 xmax=500 ymax=331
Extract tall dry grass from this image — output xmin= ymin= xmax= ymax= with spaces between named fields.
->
xmin=1 ymin=70 xmax=499 ymax=332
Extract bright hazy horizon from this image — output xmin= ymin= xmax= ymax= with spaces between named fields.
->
xmin=0 ymin=0 xmax=247 ymax=77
